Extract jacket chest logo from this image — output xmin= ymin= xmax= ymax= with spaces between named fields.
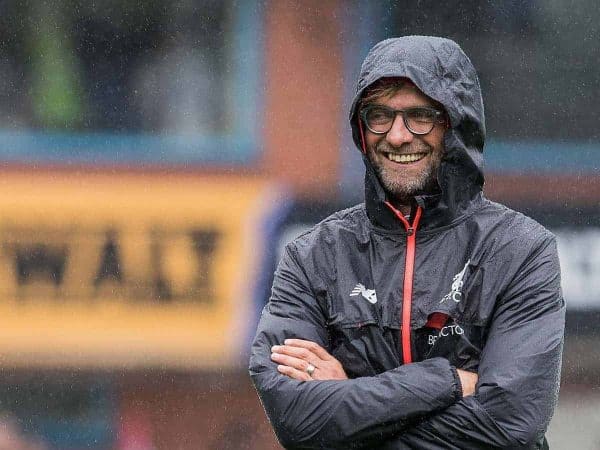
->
xmin=350 ymin=283 xmax=377 ymax=304
xmin=440 ymin=259 xmax=470 ymax=304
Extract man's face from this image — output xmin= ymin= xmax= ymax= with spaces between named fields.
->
xmin=363 ymin=84 xmax=446 ymax=202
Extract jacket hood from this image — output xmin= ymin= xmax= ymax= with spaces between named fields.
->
xmin=349 ymin=36 xmax=486 ymax=230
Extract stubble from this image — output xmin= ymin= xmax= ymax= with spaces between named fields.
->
xmin=368 ymin=140 xmax=442 ymax=204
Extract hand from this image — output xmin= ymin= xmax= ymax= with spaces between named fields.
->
xmin=271 ymin=339 xmax=348 ymax=381
xmin=457 ymin=369 xmax=478 ymax=397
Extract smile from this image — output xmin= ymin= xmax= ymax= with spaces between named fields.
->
xmin=384 ymin=152 xmax=427 ymax=164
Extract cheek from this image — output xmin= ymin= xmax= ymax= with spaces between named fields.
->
xmin=365 ymin=134 xmax=381 ymax=153
xmin=426 ymin=128 xmax=446 ymax=153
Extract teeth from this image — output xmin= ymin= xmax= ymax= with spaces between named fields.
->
xmin=386 ymin=153 xmax=426 ymax=163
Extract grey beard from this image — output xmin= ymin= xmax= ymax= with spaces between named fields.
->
xmin=371 ymin=139 xmax=441 ymax=203
xmin=373 ymin=160 xmax=439 ymax=203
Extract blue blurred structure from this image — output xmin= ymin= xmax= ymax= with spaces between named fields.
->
xmin=0 ymin=1 xmax=264 ymax=166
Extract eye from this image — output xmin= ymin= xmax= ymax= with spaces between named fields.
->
xmin=365 ymin=107 xmax=393 ymax=124
xmin=406 ymin=108 xmax=437 ymax=123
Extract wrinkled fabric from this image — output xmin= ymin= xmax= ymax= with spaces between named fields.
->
xmin=249 ymin=36 xmax=564 ymax=449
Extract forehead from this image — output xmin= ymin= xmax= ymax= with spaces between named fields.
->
xmin=374 ymin=84 xmax=438 ymax=109
xmin=361 ymin=77 xmax=443 ymax=111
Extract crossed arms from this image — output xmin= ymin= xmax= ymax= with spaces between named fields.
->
xmin=271 ymin=338 xmax=478 ymax=396
xmin=249 ymin=236 xmax=565 ymax=449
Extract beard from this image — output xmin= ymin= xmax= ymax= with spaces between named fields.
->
xmin=367 ymin=140 xmax=442 ymax=204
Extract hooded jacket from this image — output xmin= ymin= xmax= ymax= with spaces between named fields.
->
xmin=249 ymin=36 xmax=565 ymax=450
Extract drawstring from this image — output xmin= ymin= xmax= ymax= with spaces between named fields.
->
xmin=358 ymin=115 xmax=367 ymax=154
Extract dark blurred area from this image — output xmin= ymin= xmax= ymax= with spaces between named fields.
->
xmin=387 ymin=0 xmax=600 ymax=141
xmin=0 ymin=1 xmax=598 ymax=449
xmin=0 ymin=0 xmax=226 ymax=133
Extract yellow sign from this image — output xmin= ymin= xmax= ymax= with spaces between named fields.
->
xmin=0 ymin=170 xmax=285 ymax=369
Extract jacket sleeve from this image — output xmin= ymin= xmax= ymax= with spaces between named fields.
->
xmin=249 ymin=244 xmax=462 ymax=449
xmin=389 ymin=234 xmax=565 ymax=450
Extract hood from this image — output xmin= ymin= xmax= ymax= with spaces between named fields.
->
xmin=349 ymin=36 xmax=486 ymax=231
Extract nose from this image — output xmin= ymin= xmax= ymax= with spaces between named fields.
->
xmin=385 ymin=114 xmax=414 ymax=147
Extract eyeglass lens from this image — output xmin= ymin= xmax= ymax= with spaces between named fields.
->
xmin=364 ymin=107 xmax=437 ymax=135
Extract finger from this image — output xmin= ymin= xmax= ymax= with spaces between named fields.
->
xmin=272 ymin=345 xmax=319 ymax=363
xmin=271 ymin=352 xmax=313 ymax=371
xmin=277 ymin=364 xmax=310 ymax=381
xmin=283 ymin=339 xmax=332 ymax=361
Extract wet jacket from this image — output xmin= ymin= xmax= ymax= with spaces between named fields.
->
xmin=249 ymin=36 xmax=565 ymax=449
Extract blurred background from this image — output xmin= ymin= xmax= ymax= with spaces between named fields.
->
xmin=0 ymin=0 xmax=598 ymax=449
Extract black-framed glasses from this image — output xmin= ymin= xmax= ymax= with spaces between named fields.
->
xmin=360 ymin=104 xmax=445 ymax=135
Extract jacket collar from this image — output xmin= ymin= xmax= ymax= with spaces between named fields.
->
xmin=364 ymin=152 xmax=484 ymax=232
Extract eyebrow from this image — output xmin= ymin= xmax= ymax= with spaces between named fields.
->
xmin=366 ymin=104 xmax=441 ymax=111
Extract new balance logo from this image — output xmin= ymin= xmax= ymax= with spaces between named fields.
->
xmin=440 ymin=259 xmax=471 ymax=304
xmin=350 ymin=283 xmax=377 ymax=304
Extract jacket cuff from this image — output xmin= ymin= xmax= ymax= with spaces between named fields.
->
xmin=449 ymin=365 xmax=463 ymax=400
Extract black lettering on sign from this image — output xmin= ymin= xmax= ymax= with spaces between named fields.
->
xmin=150 ymin=229 xmax=172 ymax=303
xmin=190 ymin=229 xmax=220 ymax=304
xmin=94 ymin=230 xmax=123 ymax=287
xmin=3 ymin=226 xmax=225 ymax=304
xmin=15 ymin=243 xmax=69 ymax=287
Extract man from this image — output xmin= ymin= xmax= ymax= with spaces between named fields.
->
xmin=249 ymin=36 xmax=564 ymax=449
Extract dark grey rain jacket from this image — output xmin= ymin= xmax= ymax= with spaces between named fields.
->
xmin=249 ymin=36 xmax=565 ymax=449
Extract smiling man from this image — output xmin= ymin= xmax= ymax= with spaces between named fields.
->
xmin=249 ymin=36 xmax=565 ymax=449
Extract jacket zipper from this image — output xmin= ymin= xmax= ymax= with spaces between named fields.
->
xmin=384 ymin=202 xmax=422 ymax=364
